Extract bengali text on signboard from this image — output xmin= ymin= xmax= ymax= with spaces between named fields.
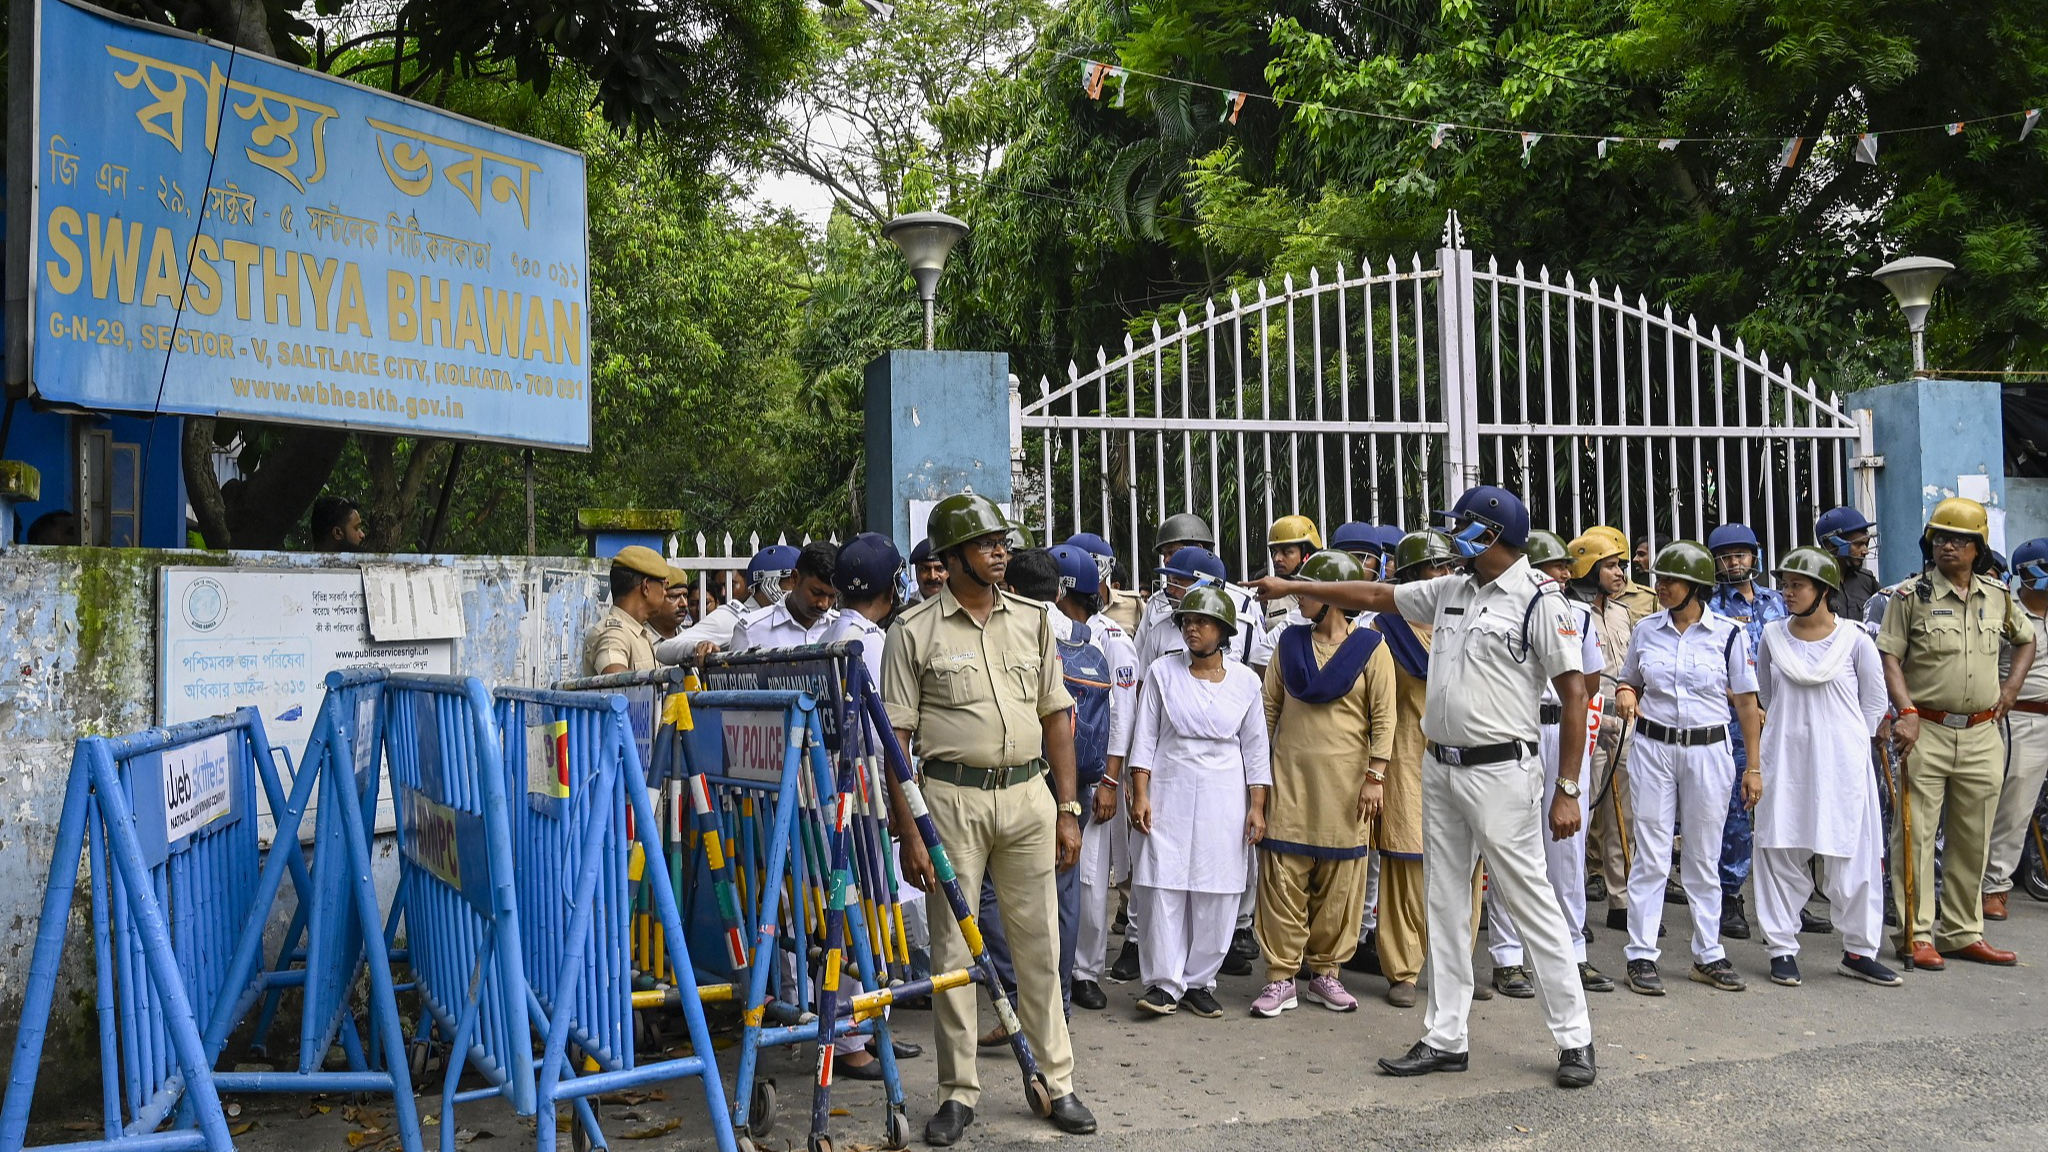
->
xmin=20 ymin=0 xmax=591 ymax=448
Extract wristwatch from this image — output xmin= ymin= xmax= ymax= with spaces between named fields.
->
xmin=1556 ymin=778 xmax=1582 ymax=798
xmin=1058 ymin=801 xmax=1084 ymax=817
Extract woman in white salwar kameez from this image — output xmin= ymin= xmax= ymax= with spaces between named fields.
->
xmin=1127 ymin=586 xmax=1272 ymax=1019
xmin=1751 ymin=547 xmax=1903 ymax=988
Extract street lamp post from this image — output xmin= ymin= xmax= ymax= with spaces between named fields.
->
xmin=1872 ymin=256 xmax=1955 ymax=375
xmin=882 ymin=211 xmax=970 ymax=351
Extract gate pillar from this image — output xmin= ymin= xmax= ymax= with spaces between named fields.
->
xmin=862 ymin=350 xmax=1013 ymax=549
xmin=1860 ymin=377 xmax=2006 ymax=583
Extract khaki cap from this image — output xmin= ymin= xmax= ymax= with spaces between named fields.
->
xmin=612 ymin=545 xmax=671 ymax=580
xmin=665 ymin=565 xmax=691 ymax=590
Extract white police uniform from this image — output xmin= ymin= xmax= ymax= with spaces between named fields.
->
xmin=1487 ymin=601 xmax=1604 ymax=967
xmin=654 ymin=596 xmax=754 ymax=662
xmin=729 ymin=600 xmax=839 ymax=652
xmin=1616 ymin=606 xmax=1757 ymax=967
xmin=1391 ymin=557 xmax=1592 ymax=1055
xmin=1075 ymin=611 xmax=1140 ymax=987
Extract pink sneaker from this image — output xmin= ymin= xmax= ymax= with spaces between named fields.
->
xmin=1248 ymin=980 xmax=1297 ymax=1018
xmin=1303 ymin=973 xmax=1358 ymax=1012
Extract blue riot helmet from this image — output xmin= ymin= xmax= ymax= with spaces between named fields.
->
xmin=1049 ymin=544 xmax=1104 ymax=600
xmin=748 ymin=544 xmax=801 ymax=604
xmin=2013 ymin=538 xmax=2048 ymax=592
xmin=1814 ymin=506 xmax=1875 ymax=561
xmin=1157 ymin=546 xmax=1227 ymax=602
xmin=1066 ymin=532 xmax=1117 ymax=587
xmin=1707 ymin=523 xmax=1762 ymax=585
xmin=1329 ymin=522 xmax=1378 ymax=554
xmin=1434 ymin=486 xmax=1530 ymax=558
xmin=833 ymin=533 xmax=903 ymax=599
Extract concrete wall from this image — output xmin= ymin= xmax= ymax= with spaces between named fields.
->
xmin=2006 ymin=478 xmax=2048 ymax=551
xmin=862 ymin=350 xmax=1012 ymax=549
xmin=0 ymin=545 xmax=605 ymax=1102
xmin=1861 ymin=378 xmax=2006 ymax=584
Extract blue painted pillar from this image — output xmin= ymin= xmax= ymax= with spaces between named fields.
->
xmin=574 ymin=510 xmax=682 ymax=560
xmin=862 ymin=351 xmax=1012 ymax=549
xmin=1863 ymin=377 xmax=2006 ymax=583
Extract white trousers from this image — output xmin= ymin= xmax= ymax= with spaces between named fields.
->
xmin=1074 ymin=797 xmax=1126 ymax=982
xmin=1421 ymin=751 xmax=1592 ymax=1053
xmin=1132 ymin=886 xmax=1237 ymax=999
xmin=1236 ymin=852 xmax=1258 ymax=930
xmin=1624 ymin=735 xmax=1733 ymax=965
xmin=1359 ymin=851 xmax=1382 ymax=936
xmin=1754 ymin=846 xmax=1882 ymax=959
xmin=1488 ymin=723 xmax=1589 ymax=965
xmin=1986 ymin=711 xmax=2048 ymax=894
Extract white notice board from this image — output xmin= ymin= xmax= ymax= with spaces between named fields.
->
xmin=159 ymin=566 xmax=457 ymax=841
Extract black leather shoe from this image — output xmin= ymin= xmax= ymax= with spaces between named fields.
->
xmin=867 ymin=1037 xmax=922 ymax=1060
xmin=840 ymin=1055 xmax=886 ymax=1081
xmin=1071 ymin=979 xmax=1107 ymax=1010
xmin=1605 ymin=907 xmax=1629 ymax=931
xmin=1557 ymin=1045 xmax=1596 ymax=1088
xmin=1800 ymin=907 xmax=1835 ymax=935
xmin=1108 ymin=940 xmax=1140 ymax=983
xmin=1586 ymin=874 xmax=1609 ymax=903
xmin=1378 ymin=1040 xmax=1469 ymax=1077
xmin=924 ymin=1101 xmax=973 ymax=1146
xmin=1721 ymin=893 xmax=1751 ymax=940
xmin=1665 ymin=877 xmax=1687 ymax=904
xmin=1047 ymin=1094 xmax=1097 ymax=1134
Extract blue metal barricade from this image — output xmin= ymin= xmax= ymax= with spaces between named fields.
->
xmin=0 ymin=685 xmax=420 ymax=1152
xmin=375 ymin=673 xmax=538 ymax=1152
xmin=493 ymin=686 xmax=737 ymax=1152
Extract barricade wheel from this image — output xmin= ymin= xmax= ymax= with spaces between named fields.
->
xmin=2022 ymin=819 xmax=2048 ymax=902
xmin=885 ymin=1110 xmax=911 ymax=1150
xmin=752 ymin=1080 xmax=777 ymax=1137
xmin=1026 ymin=1074 xmax=1053 ymax=1118
xmin=807 ymin=1135 xmax=833 ymax=1152
xmin=736 ymin=1138 xmax=757 ymax=1152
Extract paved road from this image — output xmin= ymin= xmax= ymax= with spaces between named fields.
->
xmin=93 ymin=890 xmax=2048 ymax=1151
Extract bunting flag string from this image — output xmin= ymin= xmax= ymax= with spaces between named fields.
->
xmin=1060 ymin=50 xmax=2045 ymax=165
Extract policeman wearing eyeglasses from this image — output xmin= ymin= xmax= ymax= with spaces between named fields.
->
xmin=1248 ymin=484 xmax=1596 ymax=1089
xmin=1878 ymin=497 xmax=2036 ymax=970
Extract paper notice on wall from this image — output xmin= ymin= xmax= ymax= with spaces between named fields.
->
xmin=362 ymin=564 xmax=465 ymax=642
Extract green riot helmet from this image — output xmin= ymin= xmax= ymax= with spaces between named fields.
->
xmin=1650 ymin=540 xmax=1717 ymax=588
xmin=1393 ymin=530 xmax=1460 ymax=580
xmin=926 ymin=493 xmax=1009 ymax=553
xmin=1773 ymin=546 xmax=1843 ymax=593
xmin=1523 ymin=529 xmax=1572 ymax=570
xmin=1171 ymin=584 xmax=1238 ymax=638
xmin=1005 ymin=521 xmax=1037 ymax=551
xmin=1296 ymin=548 xmax=1367 ymax=585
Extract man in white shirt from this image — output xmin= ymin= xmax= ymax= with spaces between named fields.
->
xmin=654 ymin=544 xmax=799 ymax=663
xmin=730 ymin=541 xmax=840 ymax=651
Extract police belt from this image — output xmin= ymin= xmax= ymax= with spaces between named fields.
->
xmin=1636 ymin=718 xmax=1727 ymax=747
xmin=1427 ymin=740 xmax=1532 ymax=767
xmin=2010 ymin=700 xmax=2048 ymax=717
xmin=1916 ymin=706 xmax=1999 ymax=729
xmin=922 ymin=758 xmax=1047 ymax=790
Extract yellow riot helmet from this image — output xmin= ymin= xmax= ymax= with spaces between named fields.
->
xmin=1568 ymin=531 xmax=1626 ymax=580
xmin=1268 ymin=514 xmax=1324 ymax=550
xmin=1924 ymin=497 xmax=1989 ymax=543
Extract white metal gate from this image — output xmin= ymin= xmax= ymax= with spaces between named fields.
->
xmin=1014 ymin=213 xmax=1872 ymax=577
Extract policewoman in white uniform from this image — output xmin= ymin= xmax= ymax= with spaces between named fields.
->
xmin=1612 ymin=540 xmax=1763 ymax=996
xmin=1249 ymin=484 xmax=1598 ymax=1089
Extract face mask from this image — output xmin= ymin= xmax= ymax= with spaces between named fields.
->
xmin=1451 ymin=520 xmax=1494 ymax=559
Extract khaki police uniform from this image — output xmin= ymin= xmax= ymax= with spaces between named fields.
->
xmin=1878 ymin=572 xmax=2036 ymax=952
xmin=1391 ymin=558 xmax=1591 ymax=1055
xmin=1584 ymin=594 xmax=1637 ymax=913
xmin=582 ymin=604 xmax=658 ymax=676
xmin=882 ymin=586 xmax=1078 ymax=1109
xmin=581 ymin=545 xmax=669 ymax=676
xmin=1613 ymin=582 xmax=1657 ymax=625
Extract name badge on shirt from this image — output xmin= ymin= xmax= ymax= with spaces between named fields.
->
xmin=1444 ymin=607 xmax=1466 ymax=616
xmin=1930 ymin=609 xmax=1956 ymax=617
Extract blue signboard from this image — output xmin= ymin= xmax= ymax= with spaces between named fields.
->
xmin=20 ymin=0 xmax=591 ymax=449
